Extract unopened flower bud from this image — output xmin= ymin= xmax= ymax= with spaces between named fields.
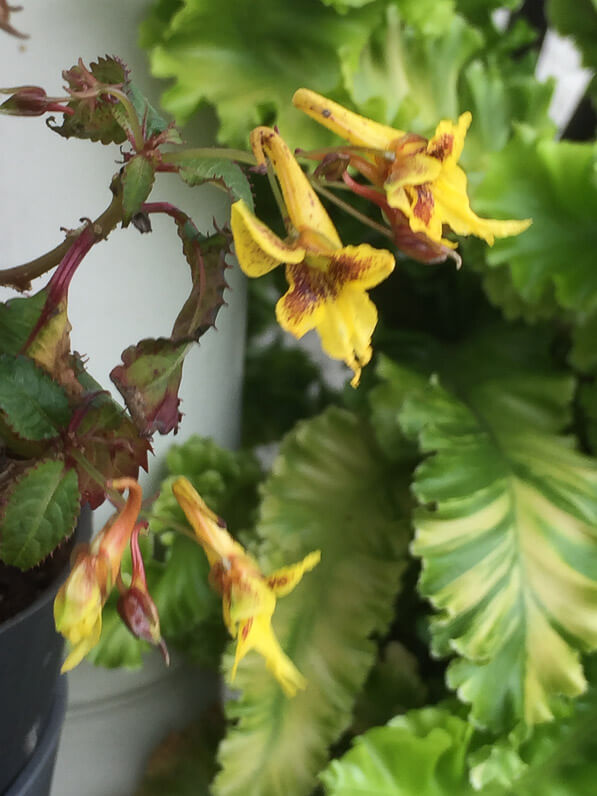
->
xmin=117 ymin=586 xmax=169 ymax=665
xmin=313 ymin=152 xmax=350 ymax=182
xmin=0 ymin=86 xmax=49 ymax=116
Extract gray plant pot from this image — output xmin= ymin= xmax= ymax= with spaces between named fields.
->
xmin=5 ymin=678 xmax=68 ymax=796
xmin=0 ymin=509 xmax=91 ymax=793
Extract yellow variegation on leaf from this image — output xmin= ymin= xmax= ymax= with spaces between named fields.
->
xmin=292 ymin=89 xmax=531 ymax=251
xmin=172 ymin=476 xmax=321 ymax=696
xmin=231 ymin=125 xmax=395 ymax=386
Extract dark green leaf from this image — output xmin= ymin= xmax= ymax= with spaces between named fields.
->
xmin=0 ymin=354 xmax=71 ymax=441
xmin=140 ymin=0 xmax=381 ymax=148
xmin=0 ymin=459 xmax=79 ymax=569
xmin=0 ymin=292 xmax=45 ymax=354
xmin=178 ymin=157 xmax=254 ymax=211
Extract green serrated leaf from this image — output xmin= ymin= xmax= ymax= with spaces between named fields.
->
xmin=110 ymin=339 xmax=188 ymax=436
xmin=214 ymin=408 xmax=409 ymax=796
xmin=140 ymin=0 xmax=381 ymax=148
xmin=470 ymin=132 xmax=597 ymax=314
xmin=121 ymin=155 xmax=156 ymax=223
xmin=68 ymin=386 xmax=151 ymax=509
xmin=177 ymin=157 xmax=254 ymax=211
xmin=52 ymin=56 xmax=129 ymax=144
xmin=320 ymin=704 xmax=476 ymax=795
xmin=0 ymin=460 xmax=79 ymax=569
xmin=152 ymin=435 xmax=263 ymax=535
xmin=0 ymin=354 xmax=71 ymax=441
xmin=386 ymin=332 xmax=597 ymax=731
xmin=0 ymin=292 xmax=46 ymax=354
xmin=343 ymin=7 xmax=482 ymax=136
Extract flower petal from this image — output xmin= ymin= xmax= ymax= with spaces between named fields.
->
xmin=60 ymin=614 xmax=102 ymax=673
xmin=276 ymin=262 xmax=329 ymax=339
xmin=266 ymin=550 xmax=321 ymax=597
xmin=293 ymin=88 xmax=401 ymax=150
xmin=250 ymin=126 xmax=341 ymax=247
xmin=172 ymin=476 xmax=244 ymax=563
xmin=231 ymin=199 xmax=305 ymax=278
xmin=231 ymin=613 xmax=307 ymax=697
xmin=386 ymin=152 xmax=442 ymax=190
xmin=316 ymin=287 xmax=378 ymax=387
xmin=329 ymin=244 xmax=395 ymax=290
xmin=427 ymin=111 xmax=471 ymax=164
xmin=433 ymin=166 xmax=532 ymax=244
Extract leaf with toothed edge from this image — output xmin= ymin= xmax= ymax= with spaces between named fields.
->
xmin=0 ymin=354 xmax=72 ymax=442
xmin=110 ymin=220 xmax=231 ymax=436
xmin=51 ymin=56 xmax=130 ymax=144
xmin=64 ymin=377 xmax=152 ymax=508
xmin=0 ymin=458 xmax=80 ymax=570
xmin=177 ymin=157 xmax=254 ymax=211
xmin=110 ymin=339 xmax=187 ymax=437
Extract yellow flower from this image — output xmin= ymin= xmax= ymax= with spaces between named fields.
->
xmin=172 ymin=476 xmax=321 ymax=696
xmin=54 ymin=548 xmax=109 ymax=672
xmin=54 ymin=477 xmax=143 ymax=672
xmin=231 ymin=126 xmax=395 ymax=387
xmin=292 ymin=89 xmax=531 ymax=251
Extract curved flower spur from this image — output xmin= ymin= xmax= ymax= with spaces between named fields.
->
xmin=292 ymin=89 xmax=531 ymax=264
xmin=230 ymin=126 xmax=395 ymax=387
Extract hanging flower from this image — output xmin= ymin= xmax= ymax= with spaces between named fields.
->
xmin=54 ymin=477 xmax=159 ymax=671
xmin=292 ymin=89 xmax=531 ymax=257
xmin=172 ymin=476 xmax=320 ymax=696
xmin=231 ymin=126 xmax=395 ymax=387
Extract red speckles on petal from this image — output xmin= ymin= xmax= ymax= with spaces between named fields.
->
xmin=241 ymin=617 xmax=254 ymax=641
xmin=283 ymin=262 xmax=336 ymax=320
xmin=428 ymin=133 xmax=454 ymax=161
xmin=413 ymin=184 xmax=435 ymax=225
xmin=267 ymin=574 xmax=289 ymax=591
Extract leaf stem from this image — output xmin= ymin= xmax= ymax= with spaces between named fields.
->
xmin=162 ymin=147 xmax=256 ymax=167
xmin=0 ymin=181 xmax=124 ymax=291
xmin=310 ymin=180 xmax=394 ymax=240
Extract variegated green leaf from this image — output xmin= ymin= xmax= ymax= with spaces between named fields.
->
xmin=213 ymin=408 xmax=410 ymax=796
xmin=393 ymin=349 xmax=597 ymax=731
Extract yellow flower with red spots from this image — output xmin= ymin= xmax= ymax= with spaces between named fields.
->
xmin=172 ymin=476 xmax=320 ymax=696
xmin=231 ymin=125 xmax=395 ymax=387
xmin=292 ymin=89 xmax=531 ymax=257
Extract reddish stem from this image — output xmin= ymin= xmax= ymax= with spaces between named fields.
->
xmin=22 ymin=223 xmax=97 ymax=351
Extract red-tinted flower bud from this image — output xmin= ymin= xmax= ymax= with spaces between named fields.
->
xmin=0 ymin=86 xmax=49 ymax=116
xmin=116 ymin=523 xmax=169 ymax=664
xmin=117 ymin=586 xmax=169 ymax=665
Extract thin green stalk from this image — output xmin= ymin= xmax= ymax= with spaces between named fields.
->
xmin=0 ymin=183 xmax=124 ymax=291
xmin=311 ymin=180 xmax=394 ymax=240
xmin=162 ymin=147 xmax=256 ymax=167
